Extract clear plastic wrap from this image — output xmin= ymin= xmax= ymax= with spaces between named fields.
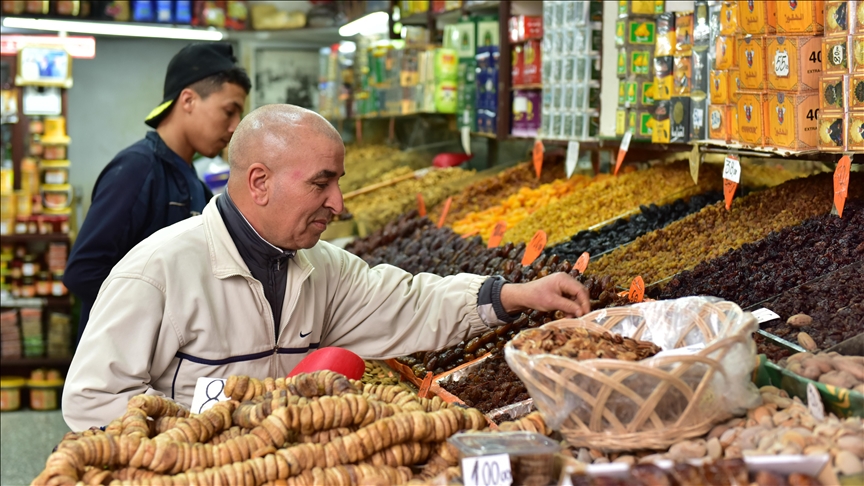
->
xmin=504 ymin=297 xmax=761 ymax=451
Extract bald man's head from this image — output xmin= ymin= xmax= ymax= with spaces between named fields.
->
xmin=227 ymin=104 xmax=343 ymax=174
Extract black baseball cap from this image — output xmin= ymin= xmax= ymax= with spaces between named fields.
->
xmin=145 ymin=42 xmax=240 ymax=128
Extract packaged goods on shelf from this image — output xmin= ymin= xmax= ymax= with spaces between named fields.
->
xmin=766 ymin=35 xmax=823 ymax=92
xmin=817 ymin=111 xmax=847 ymax=151
xmin=0 ymin=310 xmax=21 ymax=359
xmin=503 ymin=161 xmax=723 ymax=246
xmin=590 ymin=172 xmax=857 ymax=286
xmin=737 ymin=0 xmax=776 ymax=35
xmin=766 ymin=92 xmax=821 ymax=151
xmin=776 ymin=0 xmax=824 ymax=35
xmin=822 ymin=36 xmax=850 ymax=73
xmin=20 ymin=308 xmax=43 ymax=357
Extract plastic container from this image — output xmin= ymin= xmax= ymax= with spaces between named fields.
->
xmin=0 ymin=377 xmax=26 ymax=411
xmin=41 ymin=160 xmax=70 ymax=185
xmin=41 ymin=184 xmax=73 ymax=211
xmin=28 ymin=371 xmax=64 ymax=411
xmin=449 ymin=432 xmax=560 ymax=486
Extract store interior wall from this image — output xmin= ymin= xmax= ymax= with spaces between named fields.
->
xmin=67 ymin=38 xmax=193 ymax=220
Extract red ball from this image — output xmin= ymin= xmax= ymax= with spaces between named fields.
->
xmin=287 ymin=347 xmax=366 ymax=380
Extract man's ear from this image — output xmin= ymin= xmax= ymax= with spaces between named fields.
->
xmin=248 ymin=163 xmax=270 ymax=206
xmin=177 ymin=88 xmax=197 ymax=114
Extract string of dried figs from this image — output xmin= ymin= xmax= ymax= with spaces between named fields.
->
xmin=660 ymin=202 xmax=864 ymax=307
xmin=591 ymin=172 xmax=863 ymax=286
xmin=32 ymin=370 xmax=489 ymax=486
xmin=512 ymin=327 xmax=661 ymax=361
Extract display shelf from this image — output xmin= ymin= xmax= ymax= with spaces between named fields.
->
xmin=0 ymin=296 xmax=73 ymax=308
xmin=433 ymin=9 xmax=465 ymax=24
xmin=470 ymin=131 xmax=498 ymax=140
xmin=511 ymin=83 xmax=542 ymax=90
xmin=1 ymin=233 xmax=71 ymax=243
xmin=464 ymin=1 xmax=501 ymax=13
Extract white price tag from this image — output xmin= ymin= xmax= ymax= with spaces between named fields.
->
xmin=774 ymin=50 xmax=790 ymax=77
xmin=723 ymin=155 xmax=741 ymax=183
xmin=751 ymin=308 xmax=781 ymax=324
xmin=513 ymin=97 xmax=528 ymax=113
xmin=461 ymin=126 xmax=472 ymax=156
xmin=190 ymin=377 xmax=229 ymax=414
xmin=693 ymin=107 xmax=704 ymax=128
xmin=807 ymin=383 xmax=825 ymax=422
xmin=565 ymin=141 xmax=580 ymax=179
xmin=620 ymin=130 xmax=633 ymax=152
xmin=462 ymin=454 xmax=513 ymax=486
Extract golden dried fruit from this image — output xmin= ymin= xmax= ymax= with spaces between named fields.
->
xmin=798 ymin=332 xmax=818 ymax=352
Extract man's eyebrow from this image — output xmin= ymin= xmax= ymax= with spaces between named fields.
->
xmin=310 ymin=170 xmax=342 ymax=179
xmin=230 ymin=101 xmax=244 ymax=111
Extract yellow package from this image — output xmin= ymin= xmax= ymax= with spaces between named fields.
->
xmin=710 ymin=70 xmax=729 ymax=104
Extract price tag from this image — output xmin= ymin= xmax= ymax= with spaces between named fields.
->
xmin=513 ymin=97 xmax=528 ymax=113
xmin=418 ymin=372 xmax=434 ymax=399
xmin=834 ymin=155 xmax=851 ymax=218
xmin=461 ymin=126 xmax=472 ymax=155
xmin=487 ymin=221 xmax=507 ymax=248
xmin=807 ymin=383 xmax=825 ymax=422
xmin=574 ymin=252 xmax=590 ymax=274
xmin=565 ymin=141 xmax=580 ymax=179
xmin=628 ymin=276 xmax=645 ymax=303
xmin=521 ymin=230 xmax=547 ymax=266
xmin=462 ymin=454 xmax=513 ymax=486
xmin=190 ymin=377 xmax=229 ymax=414
xmin=751 ymin=308 xmax=781 ymax=324
xmin=437 ymin=197 xmax=453 ymax=228
xmin=417 ymin=193 xmax=427 ymax=217
xmin=355 ymin=118 xmax=362 ymax=143
xmin=614 ymin=130 xmax=633 ymax=176
xmin=461 ymin=230 xmax=480 ymax=239
xmin=722 ymin=154 xmax=741 ymax=183
xmin=532 ymin=140 xmax=544 ymax=178
xmin=723 ymin=178 xmax=737 ymax=211
xmin=774 ymin=49 xmax=790 ymax=77
xmin=689 ymin=144 xmax=700 ymax=184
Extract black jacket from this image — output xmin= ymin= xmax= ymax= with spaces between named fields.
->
xmin=64 ymin=132 xmax=213 ymax=342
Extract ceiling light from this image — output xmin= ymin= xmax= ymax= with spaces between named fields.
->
xmin=338 ymin=12 xmax=389 ymax=37
xmin=2 ymin=18 xmax=223 ymax=41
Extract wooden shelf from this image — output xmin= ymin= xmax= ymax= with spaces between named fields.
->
xmin=0 ymin=356 xmax=72 ymax=368
xmin=512 ymin=83 xmax=543 ymax=90
xmin=1 ymin=233 xmax=70 ymax=243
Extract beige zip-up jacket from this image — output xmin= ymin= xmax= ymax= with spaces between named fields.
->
xmin=63 ymin=199 xmax=492 ymax=431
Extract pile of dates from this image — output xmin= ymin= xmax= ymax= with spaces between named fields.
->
xmin=660 ymin=201 xmax=864 ymax=307
xmin=546 ymin=192 xmax=724 ymax=262
xmin=439 ymin=350 xmax=530 ymax=414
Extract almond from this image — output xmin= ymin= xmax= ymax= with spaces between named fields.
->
xmin=798 ymin=332 xmax=818 ymax=352
xmin=787 ymin=314 xmax=812 ymax=327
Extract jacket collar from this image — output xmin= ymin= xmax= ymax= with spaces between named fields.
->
xmin=202 ymin=196 xmax=313 ymax=280
xmin=145 ymin=131 xmax=185 ymax=164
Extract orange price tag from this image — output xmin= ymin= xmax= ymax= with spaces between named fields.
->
xmin=723 ymin=178 xmax=737 ymax=211
xmin=355 ymin=118 xmax=362 ymax=143
xmin=416 ymin=193 xmax=427 ymax=217
xmin=532 ymin=140 xmax=544 ymax=178
xmin=436 ymin=197 xmax=452 ymax=228
xmin=575 ymin=252 xmax=590 ymax=274
xmin=834 ymin=155 xmax=851 ymax=218
xmin=521 ymin=230 xmax=547 ymax=266
xmin=629 ymin=276 xmax=645 ymax=303
xmin=487 ymin=221 xmax=507 ymax=248
xmin=418 ymin=372 xmax=433 ymax=399
xmin=614 ymin=131 xmax=633 ymax=176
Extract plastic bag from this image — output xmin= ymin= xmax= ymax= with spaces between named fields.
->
xmin=504 ymin=297 xmax=761 ymax=442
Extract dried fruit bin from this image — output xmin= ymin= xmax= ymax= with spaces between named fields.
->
xmin=753 ymin=355 xmax=864 ymax=419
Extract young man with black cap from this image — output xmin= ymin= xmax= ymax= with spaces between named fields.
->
xmin=64 ymin=43 xmax=250 ymax=341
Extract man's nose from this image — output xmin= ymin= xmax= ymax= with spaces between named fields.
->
xmin=326 ymin=185 xmax=344 ymax=214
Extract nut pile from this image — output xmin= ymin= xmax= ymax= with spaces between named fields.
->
xmin=591 ymin=173 xmax=862 ymax=285
xmin=361 ymin=360 xmax=401 ymax=387
xmin=660 ymin=201 xmax=864 ymax=307
xmin=452 ymin=175 xmax=606 ymax=242
xmin=341 ymin=145 xmax=430 ymax=193
xmin=781 ymin=352 xmax=864 ymax=394
xmin=512 ymin=327 xmax=661 ymax=361
xmin=439 ymin=351 xmax=530 ymax=414
xmin=34 ymin=371 xmax=491 ymax=486
xmin=568 ymin=459 xmax=821 ymax=486
xmin=545 ymin=192 xmax=724 ymax=262
xmin=504 ymin=161 xmax=723 ymax=246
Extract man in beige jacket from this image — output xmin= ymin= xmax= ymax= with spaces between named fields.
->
xmin=63 ymin=105 xmax=591 ymax=431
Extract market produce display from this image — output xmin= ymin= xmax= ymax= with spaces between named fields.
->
xmin=451 ymin=175 xmax=607 ymax=241
xmin=361 ymin=360 xmax=402 ymax=387
xmin=545 ymin=192 xmax=724 ymax=262
xmin=430 ymin=161 xmax=567 ymax=227
xmin=568 ymin=459 xmax=822 ymax=486
xmin=340 ymin=145 xmax=429 ymax=193
xmin=33 ymin=371 xmax=491 ymax=486
xmin=345 ymin=167 xmax=475 ymax=234
xmin=660 ymin=201 xmax=864 ymax=307
xmin=512 ymin=326 xmax=661 ymax=361
xmin=439 ymin=351 xmax=529 ymax=414
xmin=503 ymin=161 xmax=723 ymax=246
xmin=591 ymin=173 xmax=863 ymax=285
xmin=781 ymin=352 xmax=864 ymax=395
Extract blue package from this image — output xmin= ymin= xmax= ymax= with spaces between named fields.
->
xmin=155 ymin=0 xmax=173 ymax=23
xmin=175 ymin=0 xmax=192 ymax=24
xmin=132 ymin=0 xmax=155 ymax=22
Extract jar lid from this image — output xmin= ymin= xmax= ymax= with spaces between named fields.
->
xmin=28 ymin=378 xmax=65 ymax=388
xmin=41 ymin=184 xmax=72 ymax=192
xmin=0 ymin=377 xmax=27 ymax=388
xmin=40 ymin=160 xmax=71 ymax=169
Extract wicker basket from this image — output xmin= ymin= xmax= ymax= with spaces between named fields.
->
xmin=504 ymin=298 xmax=758 ymax=452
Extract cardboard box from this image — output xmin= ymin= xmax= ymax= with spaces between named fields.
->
xmin=522 ymin=40 xmax=541 ymax=85
xmin=853 ymin=35 xmax=864 ymax=72
xmin=823 ymin=36 xmax=850 ymax=73
xmin=858 ymin=1 xmax=864 ymax=34
xmin=618 ymin=81 xmax=627 ymax=106
xmin=617 ymin=48 xmax=628 ymax=78
xmin=694 ymin=2 xmax=712 ymax=49
xmin=656 ymin=12 xmax=676 ymax=56
xmin=690 ymin=95 xmax=708 ymax=141
xmin=737 ymin=0 xmax=776 ymax=35
xmin=820 ymin=74 xmax=848 ymax=114
xmin=710 ymin=70 xmax=729 ymax=103
xmin=628 ymin=19 xmax=656 ymax=45
xmin=511 ymin=45 xmax=523 ymax=86
xmin=636 ymin=110 xmax=654 ymax=139
xmin=640 ymin=79 xmax=655 ymax=106
xmin=818 ymin=112 xmax=846 ymax=150
xmin=621 ymin=0 xmax=665 ymax=16
xmin=728 ymin=68 xmax=741 ymax=98
xmin=708 ymin=103 xmax=728 ymax=140
xmin=727 ymin=103 xmax=739 ymax=142
xmin=616 ymin=108 xmax=627 ymax=136
xmin=508 ymin=15 xmax=542 ymax=43
xmin=715 ymin=35 xmax=736 ymax=69
xmin=652 ymin=100 xmax=671 ymax=143
xmin=624 ymin=79 xmax=638 ymax=106
xmin=851 ymin=74 xmax=864 ymax=110
xmin=766 ymin=92 xmax=820 ymax=150
xmin=630 ymin=49 xmax=653 ymax=77
xmin=738 ymin=35 xmax=767 ymax=91
xmin=676 ymin=12 xmax=694 ymax=56
xmin=720 ymin=1 xmax=739 ymax=35
xmin=670 ymin=96 xmax=691 ymax=142
xmin=654 ymin=56 xmax=674 ymax=100
xmin=448 ymin=22 xmax=476 ymax=59
xmin=692 ymin=48 xmax=710 ymax=97
xmin=674 ymin=55 xmax=692 ymax=95
xmin=766 ymin=35 xmax=823 ymax=91
xmin=848 ymin=112 xmax=864 ymax=150
xmin=825 ymin=1 xmax=855 ymax=37
xmin=615 ymin=19 xmax=627 ymax=47
xmin=776 ymin=0 xmax=824 ymax=34
xmin=737 ymin=92 xmax=766 ymax=146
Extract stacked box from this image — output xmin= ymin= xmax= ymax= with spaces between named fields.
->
xmin=1 ymin=310 xmax=21 ymax=359
xmin=819 ymin=0 xmax=857 ymax=151
xmin=475 ymin=46 xmax=500 ymax=134
xmin=46 ymin=312 xmax=71 ymax=358
xmin=616 ymin=1 xmax=660 ymax=141
xmin=20 ymin=307 xmax=43 ymax=357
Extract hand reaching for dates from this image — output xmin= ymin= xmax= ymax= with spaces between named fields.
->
xmin=500 ymin=272 xmax=591 ymax=318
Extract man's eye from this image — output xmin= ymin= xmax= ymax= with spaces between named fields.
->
xmin=315 ymin=183 xmax=328 ymax=189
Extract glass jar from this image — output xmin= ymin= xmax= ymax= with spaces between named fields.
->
xmin=51 ymin=271 xmax=66 ymax=296
xmin=10 ymin=278 xmax=22 ymax=298
xmin=21 ymin=255 xmax=39 ymax=277
xmin=20 ymin=276 xmax=35 ymax=298
xmin=36 ymin=272 xmax=51 ymax=296
xmin=9 ymin=259 xmax=22 ymax=279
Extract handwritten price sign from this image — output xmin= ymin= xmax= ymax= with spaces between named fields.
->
xmin=574 ymin=252 xmax=590 ymax=274
xmin=462 ymin=454 xmax=513 ymax=486
xmin=532 ymin=140 xmax=544 ymax=178
xmin=487 ymin=221 xmax=507 ymax=248
xmin=521 ymin=230 xmax=547 ymax=266
xmin=629 ymin=276 xmax=645 ymax=303
xmin=723 ymin=154 xmax=740 ymax=210
xmin=834 ymin=155 xmax=851 ymax=218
